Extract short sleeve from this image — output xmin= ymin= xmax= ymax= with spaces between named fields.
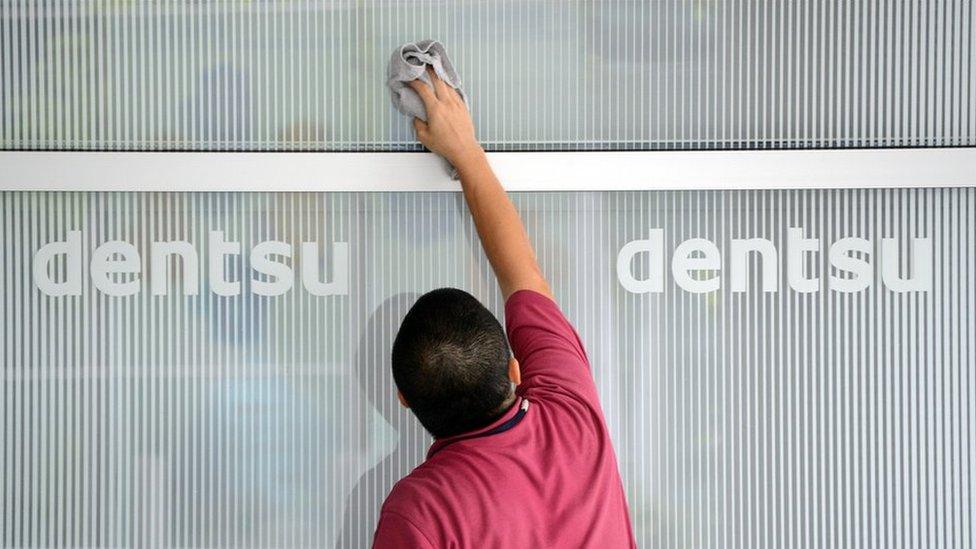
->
xmin=504 ymin=289 xmax=598 ymax=403
xmin=372 ymin=511 xmax=435 ymax=549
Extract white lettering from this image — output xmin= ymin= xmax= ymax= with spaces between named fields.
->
xmin=151 ymin=241 xmax=199 ymax=296
xmin=672 ymin=238 xmax=721 ymax=294
xmin=730 ymin=238 xmax=778 ymax=293
xmin=882 ymin=238 xmax=932 ymax=292
xmin=787 ymin=228 xmax=821 ymax=293
xmin=616 ymin=230 xmax=665 ymax=294
xmin=302 ymin=241 xmax=349 ymax=296
xmin=251 ymin=241 xmax=294 ymax=296
xmin=828 ymin=237 xmax=872 ymax=292
xmin=34 ymin=230 xmax=83 ymax=296
xmin=91 ymin=241 xmax=141 ymax=296
xmin=209 ymin=231 xmax=241 ymax=296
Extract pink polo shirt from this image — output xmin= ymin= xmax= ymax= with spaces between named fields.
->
xmin=373 ymin=289 xmax=636 ymax=548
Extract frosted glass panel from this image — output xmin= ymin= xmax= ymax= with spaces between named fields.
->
xmin=2 ymin=189 xmax=974 ymax=547
xmin=1 ymin=0 xmax=974 ymax=151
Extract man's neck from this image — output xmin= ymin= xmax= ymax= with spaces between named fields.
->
xmin=490 ymin=390 xmax=518 ymax=419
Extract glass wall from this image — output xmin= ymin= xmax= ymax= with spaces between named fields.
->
xmin=3 ymin=1 xmax=975 ymax=547
xmin=1 ymin=0 xmax=974 ymax=152
xmin=2 ymin=189 xmax=974 ymax=546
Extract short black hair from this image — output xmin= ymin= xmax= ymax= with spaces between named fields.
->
xmin=391 ymin=288 xmax=513 ymax=438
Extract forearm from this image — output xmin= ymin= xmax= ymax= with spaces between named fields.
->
xmin=455 ymin=149 xmax=552 ymax=301
xmin=404 ymin=68 xmax=552 ymax=299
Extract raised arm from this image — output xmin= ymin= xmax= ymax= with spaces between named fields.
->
xmin=409 ymin=69 xmax=552 ymax=301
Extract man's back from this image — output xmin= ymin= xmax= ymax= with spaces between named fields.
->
xmin=374 ymin=289 xmax=636 ymax=548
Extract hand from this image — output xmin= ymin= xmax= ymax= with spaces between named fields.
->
xmin=408 ymin=67 xmax=484 ymax=169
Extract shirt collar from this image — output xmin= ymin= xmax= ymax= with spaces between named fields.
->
xmin=427 ymin=395 xmax=525 ymax=459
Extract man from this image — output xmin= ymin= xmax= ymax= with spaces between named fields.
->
xmin=372 ymin=68 xmax=636 ymax=548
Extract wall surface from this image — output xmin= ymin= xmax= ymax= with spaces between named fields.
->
xmin=1 ymin=0 xmax=974 ymax=151
xmin=3 ymin=189 xmax=975 ymax=547
xmin=1 ymin=1 xmax=975 ymax=548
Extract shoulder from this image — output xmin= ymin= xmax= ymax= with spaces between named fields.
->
xmin=504 ymin=289 xmax=601 ymax=405
xmin=373 ymin=506 xmax=436 ymax=548
xmin=375 ymin=468 xmax=450 ymax=547
xmin=379 ymin=452 xmax=487 ymax=528
xmin=379 ymin=465 xmax=446 ymax=525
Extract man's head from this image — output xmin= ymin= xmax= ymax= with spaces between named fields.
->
xmin=392 ymin=288 xmax=520 ymax=438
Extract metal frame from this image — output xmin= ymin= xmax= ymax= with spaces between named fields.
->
xmin=1 ymin=147 xmax=974 ymax=192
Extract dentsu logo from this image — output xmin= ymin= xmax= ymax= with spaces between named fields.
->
xmin=34 ymin=228 xmax=930 ymax=297
xmin=617 ymin=228 xmax=932 ymax=294
xmin=33 ymin=231 xmax=348 ymax=297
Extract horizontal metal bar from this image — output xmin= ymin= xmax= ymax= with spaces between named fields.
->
xmin=0 ymin=148 xmax=973 ymax=192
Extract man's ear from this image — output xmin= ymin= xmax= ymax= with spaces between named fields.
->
xmin=508 ymin=356 xmax=521 ymax=386
xmin=397 ymin=391 xmax=409 ymax=409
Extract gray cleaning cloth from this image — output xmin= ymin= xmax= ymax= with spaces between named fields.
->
xmin=387 ymin=39 xmax=469 ymax=179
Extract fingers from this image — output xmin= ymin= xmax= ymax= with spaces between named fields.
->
xmin=407 ymin=78 xmax=436 ymax=112
xmin=413 ymin=118 xmax=429 ymax=141
xmin=425 ymin=65 xmax=452 ymax=101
